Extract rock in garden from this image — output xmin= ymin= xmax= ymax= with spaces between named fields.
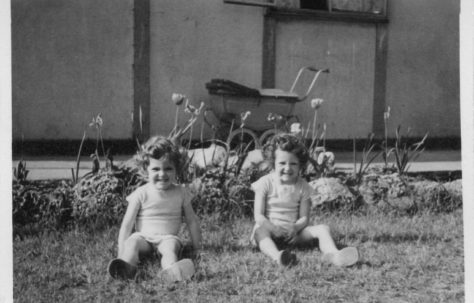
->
xmin=188 ymin=143 xmax=227 ymax=169
xmin=411 ymin=179 xmax=462 ymax=211
xmin=442 ymin=179 xmax=462 ymax=200
xmin=309 ymin=177 xmax=354 ymax=207
xmin=359 ymin=172 xmax=413 ymax=208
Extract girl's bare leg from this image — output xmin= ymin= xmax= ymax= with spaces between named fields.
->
xmin=254 ymin=226 xmax=295 ymax=265
xmin=120 ymin=234 xmax=154 ymax=266
xmin=296 ymin=224 xmax=338 ymax=254
xmin=157 ymin=238 xmax=181 ymax=269
xmin=109 ymin=234 xmax=152 ymax=279
xmin=296 ymin=224 xmax=359 ymax=267
xmin=255 ymin=226 xmax=280 ymax=261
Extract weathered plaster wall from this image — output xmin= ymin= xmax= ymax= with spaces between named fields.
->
xmin=385 ymin=0 xmax=460 ymax=137
xmin=274 ymin=19 xmax=376 ymax=138
xmin=149 ymin=0 xmax=459 ymax=139
xmin=149 ymin=0 xmax=264 ymax=137
xmin=11 ymin=0 xmax=459 ymax=141
xmin=11 ymin=0 xmax=133 ymax=140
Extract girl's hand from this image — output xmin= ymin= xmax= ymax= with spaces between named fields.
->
xmin=191 ymin=250 xmax=202 ymax=263
xmin=282 ymin=223 xmax=298 ymax=244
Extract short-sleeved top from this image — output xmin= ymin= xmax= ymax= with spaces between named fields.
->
xmin=251 ymin=173 xmax=314 ymax=224
xmin=126 ymin=183 xmax=193 ymax=237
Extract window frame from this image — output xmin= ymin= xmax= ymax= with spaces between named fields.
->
xmin=223 ymin=0 xmax=389 ymax=23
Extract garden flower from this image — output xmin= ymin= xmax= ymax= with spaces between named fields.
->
xmin=185 ymin=103 xmax=197 ymax=115
xmin=89 ymin=113 xmax=103 ymax=128
xmin=267 ymin=113 xmax=283 ymax=123
xmin=172 ymin=93 xmax=186 ymax=106
xmin=96 ymin=114 xmax=103 ymax=126
xmin=317 ymin=151 xmax=335 ymax=166
xmin=384 ymin=106 xmax=391 ymax=121
xmin=290 ymin=122 xmax=302 ymax=135
xmin=310 ymin=98 xmax=324 ymax=110
xmin=267 ymin=113 xmax=277 ymax=122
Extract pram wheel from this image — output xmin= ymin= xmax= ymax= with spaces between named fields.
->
xmin=259 ymin=129 xmax=280 ymax=147
xmin=226 ymin=128 xmax=261 ymax=153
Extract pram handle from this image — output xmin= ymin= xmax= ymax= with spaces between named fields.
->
xmin=290 ymin=66 xmax=329 ymax=101
xmin=306 ymin=67 xmax=330 ymax=73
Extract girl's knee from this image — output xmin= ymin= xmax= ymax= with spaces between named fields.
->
xmin=124 ymin=235 xmax=152 ymax=256
xmin=125 ymin=235 xmax=143 ymax=249
xmin=307 ymin=224 xmax=331 ymax=235
xmin=157 ymin=239 xmax=181 ymax=256
xmin=318 ymin=224 xmax=331 ymax=233
xmin=254 ymin=226 xmax=271 ymax=241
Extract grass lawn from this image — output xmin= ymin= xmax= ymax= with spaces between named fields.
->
xmin=14 ymin=209 xmax=464 ymax=302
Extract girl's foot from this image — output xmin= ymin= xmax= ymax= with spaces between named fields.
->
xmin=323 ymin=247 xmax=359 ymax=267
xmin=108 ymin=258 xmax=137 ymax=280
xmin=278 ymin=250 xmax=297 ymax=266
xmin=161 ymin=258 xmax=196 ymax=283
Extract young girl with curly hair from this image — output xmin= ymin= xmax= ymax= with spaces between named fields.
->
xmin=108 ymin=136 xmax=201 ymax=282
xmin=251 ymin=133 xmax=359 ymax=266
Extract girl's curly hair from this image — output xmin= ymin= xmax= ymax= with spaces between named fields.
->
xmin=263 ymin=132 xmax=309 ymax=169
xmin=135 ymin=136 xmax=185 ymax=173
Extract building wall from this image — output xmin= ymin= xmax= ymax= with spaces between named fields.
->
xmin=148 ymin=0 xmax=460 ymax=139
xmin=385 ymin=0 xmax=460 ymax=137
xmin=11 ymin=0 xmax=133 ymax=140
xmin=273 ymin=19 xmax=376 ymax=138
xmin=11 ymin=0 xmax=460 ymax=141
xmin=149 ymin=0 xmax=264 ymax=137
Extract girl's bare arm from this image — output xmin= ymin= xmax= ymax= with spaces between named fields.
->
xmin=254 ymin=191 xmax=284 ymax=236
xmin=294 ymin=197 xmax=310 ymax=232
xmin=183 ymin=201 xmax=202 ymax=253
xmin=117 ymin=200 xmax=140 ymax=256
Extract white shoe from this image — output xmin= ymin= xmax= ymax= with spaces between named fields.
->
xmin=161 ymin=259 xmax=195 ymax=283
xmin=323 ymin=247 xmax=359 ymax=267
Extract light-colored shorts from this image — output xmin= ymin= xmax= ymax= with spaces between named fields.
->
xmin=249 ymin=221 xmax=294 ymax=247
xmin=131 ymin=232 xmax=183 ymax=256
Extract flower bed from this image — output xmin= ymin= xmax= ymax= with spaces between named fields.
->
xmin=12 ymin=157 xmax=462 ymax=240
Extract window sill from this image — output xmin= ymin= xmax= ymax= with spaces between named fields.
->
xmin=267 ymin=7 xmax=388 ymax=24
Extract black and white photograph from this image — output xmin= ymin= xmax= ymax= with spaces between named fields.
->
xmin=3 ymin=0 xmax=473 ymax=301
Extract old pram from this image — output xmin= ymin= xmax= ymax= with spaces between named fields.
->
xmin=205 ymin=66 xmax=329 ymax=150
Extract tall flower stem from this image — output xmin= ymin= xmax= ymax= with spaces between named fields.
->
xmin=173 ymin=106 xmax=180 ymax=136
xmin=353 ymin=137 xmax=356 ymax=175
xmin=99 ymin=128 xmax=106 ymax=160
xmin=309 ymin=110 xmax=318 ymax=150
xmin=187 ymin=124 xmax=193 ymax=150
xmin=200 ymin=120 xmax=206 ymax=167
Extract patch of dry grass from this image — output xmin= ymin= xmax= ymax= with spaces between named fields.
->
xmin=13 ymin=209 xmax=464 ymax=302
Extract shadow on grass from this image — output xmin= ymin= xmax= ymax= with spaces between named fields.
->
xmin=346 ymin=232 xmax=448 ymax=243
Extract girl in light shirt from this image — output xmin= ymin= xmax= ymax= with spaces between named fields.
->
xmin=108 ymin=136 xmax=201 ymax=281
xmin=251 ymin=133 xmax=358 ymax=266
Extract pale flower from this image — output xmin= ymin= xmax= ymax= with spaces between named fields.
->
xmin=89 ymin=113 xmax=103 ymax=128
xmin=384 ymin=106 xmax=391 ymax=120
xmin=96 ymin=113 xmax=103 ymax=127
xmin=290 ymin=122 xmax=302 ymax=135
xmin=317 ymin=151 xmax=335 ymax=166
xmin=267 ymin=112 xmax=283 ymax=123
xmin=184 ymin=103 xmax=197 ymax=114
xmin=195 ymin=102 xmax=205 ymax=115
xmin=267 ymin=113 xmax=277 ymax=122
xmin=310 ymin=98 xmax=324 ymax=109
xmin=172 ymin=93 xmax=186 ymax=105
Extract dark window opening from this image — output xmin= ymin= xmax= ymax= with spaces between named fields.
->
xmin=300 ymin=0 xmax=328 ymax=11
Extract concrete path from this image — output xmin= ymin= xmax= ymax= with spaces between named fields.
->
xmin=12 ymin=150 xmax=461 ymax=180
